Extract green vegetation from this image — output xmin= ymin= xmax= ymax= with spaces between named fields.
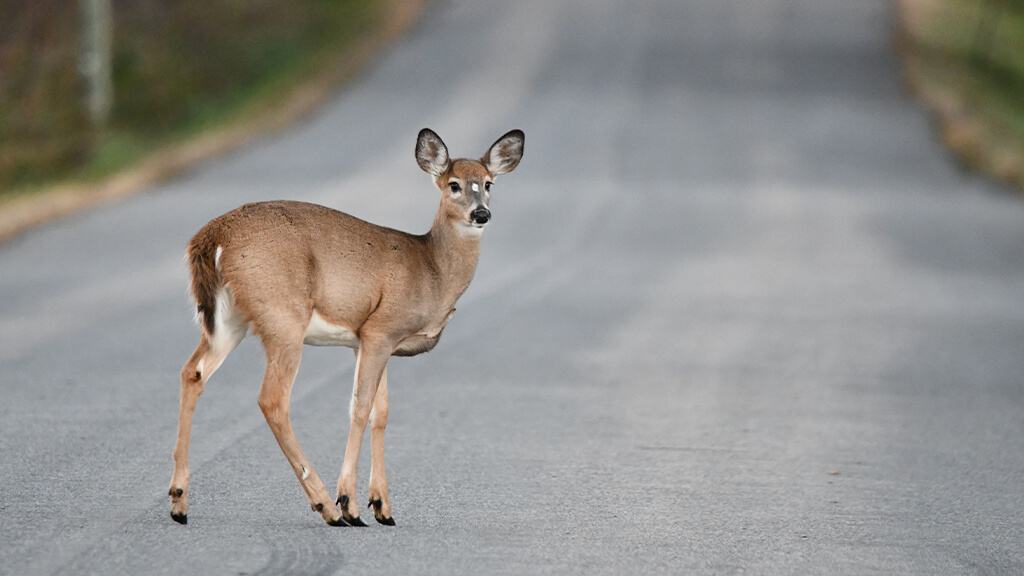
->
xmin=899 ymin=0 xmax=1024 ymax=191
xmin=0 ymin=0 xmax=383 ymax=197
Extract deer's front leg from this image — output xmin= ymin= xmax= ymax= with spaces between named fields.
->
xmin=368 ymin=367 xmax=394 ymax=525
xmin=336 ymin=339 xmax=390 ymax=526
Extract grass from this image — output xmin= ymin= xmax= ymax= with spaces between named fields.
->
xmin=0 ymin=0 xmax=401 ymax=201
xmin=0 ymin=0 xmax=424 ymax=242
xmin=897 ymin=0 xmax=1024 ymax=191
xmin=88 ymin=1 xmax=376 ymax=182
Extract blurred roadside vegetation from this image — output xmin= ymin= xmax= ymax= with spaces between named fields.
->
xmin=0 ymin=0 xmax=381 ymax=198
xmin=898 ymin=0 xmax=1024 ymax=191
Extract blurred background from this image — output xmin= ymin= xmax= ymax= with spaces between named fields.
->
xmin=899 ymin=0 xmax=1024 ymax=190
xmin=0 ymin=0 xmax=378 ymax=194
xmin=1 ymin=0 xmax=1023 ymax=202
xmin=2 ymin=1 xmax=1024 ymax=574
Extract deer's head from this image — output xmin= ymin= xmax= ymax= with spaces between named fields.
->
xmin=416 ymin=129 xmax=525 ymax=233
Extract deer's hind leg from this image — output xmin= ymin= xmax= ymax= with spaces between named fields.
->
xmin=169 ymin=324 xmax=244 ymax=524
xmin=257 ymin=336 xmax=347 ymax=526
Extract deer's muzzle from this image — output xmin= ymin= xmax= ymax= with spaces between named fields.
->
xmin=471 ymin=207 xmax=491 ymax=226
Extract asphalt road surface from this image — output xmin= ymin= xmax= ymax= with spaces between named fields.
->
xmin=3 ymin=0 xmax=1024 ymax=574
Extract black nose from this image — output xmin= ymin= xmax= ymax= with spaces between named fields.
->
xmin=471 ymin=207 xmax=491 ymax=225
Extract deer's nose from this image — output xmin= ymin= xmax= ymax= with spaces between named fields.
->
xmin=471 ymin=207 xmax=491 ymax=225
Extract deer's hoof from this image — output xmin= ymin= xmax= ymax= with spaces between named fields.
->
xmin=337 ymin=494 xmax=368 ymax=526
xmin=171 ymin=512 xmax=187 ymax=525
xmin=369 ymin=499 xmax=395 ymax=526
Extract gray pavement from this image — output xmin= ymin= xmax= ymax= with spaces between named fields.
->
xmin=2 ymin=0 xmax=1024 ymax=574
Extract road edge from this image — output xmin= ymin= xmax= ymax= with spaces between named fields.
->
xmin=0 ymin=0 xmax=427 ymax=245
xmin=893 ymin=0 xmax=1024 ymax=194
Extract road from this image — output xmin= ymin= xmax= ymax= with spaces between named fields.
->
xmin=3 ymin=0 xmax=1024 ymax=574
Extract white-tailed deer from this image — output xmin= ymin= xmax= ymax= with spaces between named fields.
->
xmin=169 ymin=128 xmax=524 ymax=526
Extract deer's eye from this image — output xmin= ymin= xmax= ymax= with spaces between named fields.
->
xmin=449 ymin=182 xmax=462 ymax=194
xmin=484 ymin=181 xmax=492 ymax=192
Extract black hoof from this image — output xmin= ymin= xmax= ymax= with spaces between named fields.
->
xmin=337 ymin=494 xmax=367 ymax=526
xmin=171 ymin=512 xmax=187 ymax=525
xmin=369 ymin=499 xmax=395 ymax=526
xmin=326 ymin=516 xmax=349 ymax=527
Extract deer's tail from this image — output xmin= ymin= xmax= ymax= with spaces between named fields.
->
xmin=186 ymin=227 xmax=222 ymax=336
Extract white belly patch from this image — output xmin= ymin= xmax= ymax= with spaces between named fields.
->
xmin=303 ymin=310 xmax=359 ymax=347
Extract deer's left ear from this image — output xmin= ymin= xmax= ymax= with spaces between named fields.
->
xmin=482 ymin=130 xmax=524 ymax=175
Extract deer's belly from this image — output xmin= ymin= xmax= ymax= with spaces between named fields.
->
xmin=303 ymin=310 xmax=360 ymax=347
xmin=303 ymin=308 xmax=456 ymax=355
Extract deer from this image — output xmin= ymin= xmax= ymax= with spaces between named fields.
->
xmin=168 ymin=128 xmax=524 ymax=526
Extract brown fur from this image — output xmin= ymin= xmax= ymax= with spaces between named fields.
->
xmin=169 ymin=129 xmax=524 ymax=527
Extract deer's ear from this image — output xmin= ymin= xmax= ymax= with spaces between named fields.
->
xmin=416 ymin=128 xmax=450 ymax=176
xmin=482 ymin=129 xmax=524 ymax=175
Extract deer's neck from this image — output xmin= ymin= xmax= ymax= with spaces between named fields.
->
xmin=425 ymin=209 xmax=482 ymax=305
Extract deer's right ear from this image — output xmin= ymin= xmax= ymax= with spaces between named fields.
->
xmin=416 ymin=129 xmax=450 ymax=176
